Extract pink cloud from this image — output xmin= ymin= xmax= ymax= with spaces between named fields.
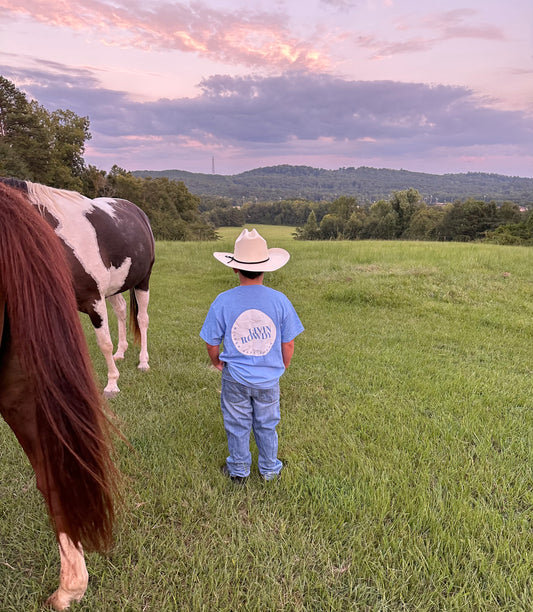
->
xmin=356 ymin=8 xmax=506 ymax=59
xmin=0 ymin=0 xmax=329 ymax=70
xmin=420 ymin=9 xmax=506 ymax=41
xmin=356 ymin=34 xmax=434 ymax=59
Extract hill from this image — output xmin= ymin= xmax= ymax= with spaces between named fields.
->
xmin=133 ymin=165 xmax=533 ymax=205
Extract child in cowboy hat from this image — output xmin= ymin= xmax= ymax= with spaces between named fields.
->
xmin=200 ymin=228 xmax=304 ymax=484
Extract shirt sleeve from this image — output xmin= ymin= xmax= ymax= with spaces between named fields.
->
xmin=200 ymin=301 xmax=225 ymax=346
xmin=280 ymin=298 xmax=304 ymax=343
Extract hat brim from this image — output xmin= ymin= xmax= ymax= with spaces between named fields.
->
xmin=213 ymin=247 xmax=290 ymax=272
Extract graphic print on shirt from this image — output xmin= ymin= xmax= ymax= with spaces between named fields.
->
xmin=231 ymin=309 xmax=277 ymax=356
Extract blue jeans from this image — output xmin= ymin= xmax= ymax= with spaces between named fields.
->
xmin=221 ymin=370 xmax=283 ymax=479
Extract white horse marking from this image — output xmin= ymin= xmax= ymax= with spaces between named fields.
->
xmin=45 ymin=533 xmax=88 ymax=611
xmin=93 ymin=298 xmax=120 ymax=397
xmin=108 ymin=294 xmax=128 ymax=361
xmin=134 ymin=289 xmax=150 ymax=371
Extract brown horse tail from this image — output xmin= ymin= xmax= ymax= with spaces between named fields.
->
xmin=129 ymin=290 xmax=141 ymax=345
xmin=0 ymin=183 xmax=122 ymax=552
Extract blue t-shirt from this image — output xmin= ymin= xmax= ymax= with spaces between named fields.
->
xmin=200 ymin=285 xmax=304 ymax=389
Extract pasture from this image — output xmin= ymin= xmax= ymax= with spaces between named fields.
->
xmin=2 ymin=227 xmax=533 ymax=610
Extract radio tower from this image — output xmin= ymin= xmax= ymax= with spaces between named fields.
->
xmin=212 ymin=156 xmax=215 ymax=174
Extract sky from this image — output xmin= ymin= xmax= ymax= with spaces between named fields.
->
xmin=1 ymin=0 xmax=532 ymax=177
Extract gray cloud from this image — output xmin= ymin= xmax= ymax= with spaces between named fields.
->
xmin=319 ymin=0 xmax=359 ymax=10
xmin=2 ymin=64 xmax=532 ymax=173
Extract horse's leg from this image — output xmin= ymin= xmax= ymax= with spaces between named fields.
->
xmin=135 ymin=288 xmax=150 ymax=371
xmin=107 ymin=294 xmax=128 ymax=361
xmin=0 ymin=364 xmax=88 ymax=610
xmin=91 ymin=298 xmax=120 ymax=397
xmin=45 ymin=534 xmax=88 ymax=611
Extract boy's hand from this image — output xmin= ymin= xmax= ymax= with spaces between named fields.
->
xmin=206 ymin=343 xmax=224 ymax=371
xmin=282 ymin=340 xmax=295 ymax=369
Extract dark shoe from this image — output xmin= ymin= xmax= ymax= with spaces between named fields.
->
xmin=221 ymin=464 xmax=247 ymax=485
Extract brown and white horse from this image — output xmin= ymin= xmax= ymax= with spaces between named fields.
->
xmin=0 ymin=178 xmax=155 ymax=397
xmin=0 ymin=183 xmax=121 ymax=609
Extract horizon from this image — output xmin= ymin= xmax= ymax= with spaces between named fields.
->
xmin=134 ymin=164 xmax=533 ymax=180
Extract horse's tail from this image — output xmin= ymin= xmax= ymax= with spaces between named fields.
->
xmin=0 ymin=183 xmax=121 ymax=552
xmin=129 ymin=290 xmax=141 ymax=345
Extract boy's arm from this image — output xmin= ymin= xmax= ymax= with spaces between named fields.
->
xmin=206 ymin=343 xmax=224 ymax=371
xmin=281 ymin=340 xmax=295 ymax=369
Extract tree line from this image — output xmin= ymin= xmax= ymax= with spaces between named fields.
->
xmin=202 ymin=191 xmax=533 ymax=245
xmin=0 ymin=77 xmax=216 ymax=240
xmin=293 ymin=191 xmax=533 ymax=245
xmin=200 ymin=196 xmax=329 ymax=228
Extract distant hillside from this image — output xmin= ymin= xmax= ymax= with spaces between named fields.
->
xmin=133 ymin=165 xmax=533 ymax=205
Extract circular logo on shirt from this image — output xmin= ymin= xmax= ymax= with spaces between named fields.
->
xmin=231 ymin=309 xmax=277 ymax=356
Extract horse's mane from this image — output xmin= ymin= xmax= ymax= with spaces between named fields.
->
xmin=25 ymin=181 xmax=91 ymax=218
xmin=0 ymin=183 xmax=121 ymax=551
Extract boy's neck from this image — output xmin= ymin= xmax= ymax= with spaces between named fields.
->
xmin=235 ymin=270 xmax=264 ymax=286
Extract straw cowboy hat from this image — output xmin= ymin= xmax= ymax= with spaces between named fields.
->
xmin=213 ymin=228 xmax=290 ymax=272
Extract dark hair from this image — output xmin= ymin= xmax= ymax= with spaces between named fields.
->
xmin=239 ymin=269 xmax=264 ymax=279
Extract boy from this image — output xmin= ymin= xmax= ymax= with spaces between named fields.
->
xmin=200 ymin=229 xmax=304 ymax=483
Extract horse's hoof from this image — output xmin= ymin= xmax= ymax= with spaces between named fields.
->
xmin=113 ymin=354 xmax=125 ymax=362
xmin=103 ymin=387 xmax=120 ymax=399
xmin=44 ymin=596 xmax=67 ymax=610
xmin=45 ymin=589 xmax=81 ymax=610
xmin=138 ymin=364 xmax=150 ymax=372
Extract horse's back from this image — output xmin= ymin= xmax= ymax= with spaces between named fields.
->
xmin=91 ymin=197 xmax=155 ymax=293
xmin=0 ymin=180 xmax=155 ymax=297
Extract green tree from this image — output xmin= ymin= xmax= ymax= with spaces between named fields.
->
xmin=106 ymin=165 xmax=144 ymax=202
xmin=319 ymin=214 xmax=342 ymax=239
xmin=293 ymin=210 xmax=320 ymax=240
xmin=199 ymin=195 xmax=236 ymax=212
xmin=363 ymin=199 xmax=398 ymax=239
xmin=205 ymin=205 xmax=244 ymax=227
xmin=403 ymin=205 xmax=446 ymax=240
xmin=80 ymin=164 xmax=109 ymax=198
xmin=44 ymin=108 xmax=91 ymax=189
xmin=0 ymin=77 xmax=90 ymax=188
xmin=484 ymin=209 xmax=533 ymax=245
xmin=343 ymin=208 xmax=368 ymax=240
xmin=497 ymin=202 xmax=523 ymax=224
xmin=438 ymin=199 xmax=500 ymax=241
xmin=0 ymin=77 xmax=49 ymax=180
xmin=330 ymin=195 xmax=358 ymax=222
xmin=389 ymin=188 xmax=424 ymax=237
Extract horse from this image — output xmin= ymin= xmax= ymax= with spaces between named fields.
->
xmin=0 ymin=183 xmax=121 ymax=610
xmin=0 ymin=177 xmax=155 ymax=397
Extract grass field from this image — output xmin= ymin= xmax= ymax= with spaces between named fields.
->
xmin=2 ymin=226 xmax=533 ymax=610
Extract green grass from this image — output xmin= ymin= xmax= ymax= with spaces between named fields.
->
xmin=2 ymin=228 xmax=533 ymax=610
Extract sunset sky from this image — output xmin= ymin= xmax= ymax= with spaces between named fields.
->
xmin=1 ymin=0 xmax=532 ymax=176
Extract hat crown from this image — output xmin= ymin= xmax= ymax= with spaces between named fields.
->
xmin=233 ymin=229 xmax=269 ymax=263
